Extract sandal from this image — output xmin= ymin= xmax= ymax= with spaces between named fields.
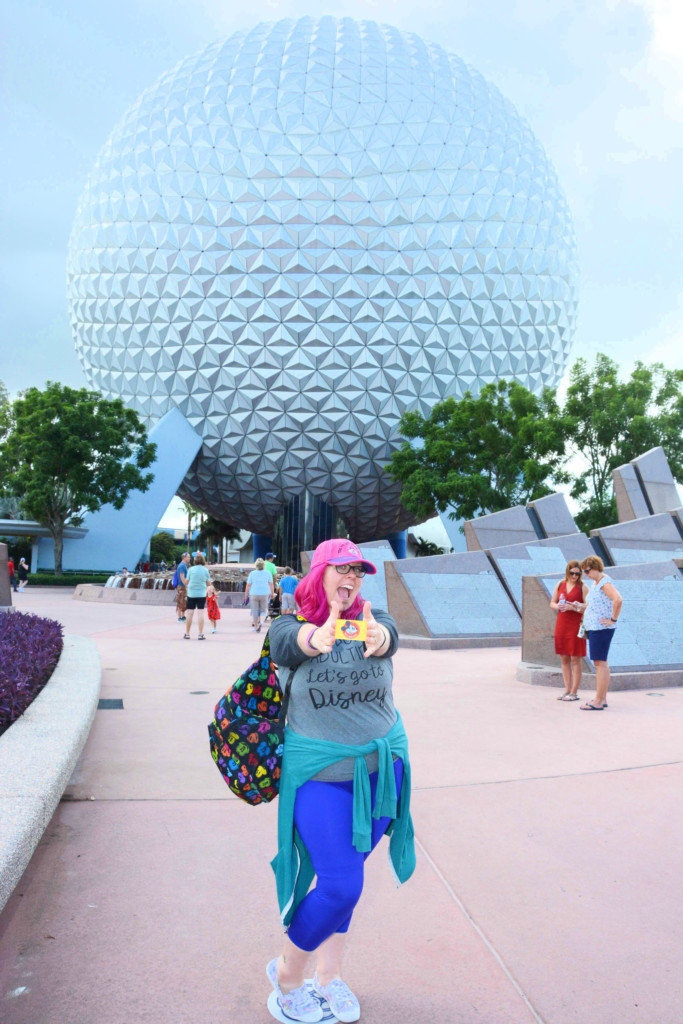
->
xmin=562 ymin=694 xmax=580 ymax=701
xmin=198 ymin=634 xmax=206 ymax=640
xmin=183 ymin=634 xmax=190 ymax=640
xmin=557 ymin=692 xmax=571 ymax=700
xmin=580 ymin=701 xmax=605 ymax=710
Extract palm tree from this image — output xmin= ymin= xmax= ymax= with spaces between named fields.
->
xmin=196 ymin=515 xmax=242 ymax=563
xmin=178 ymin=500 xmax=201 ymax=547
xmin=412 ymin=537 xmax=445 ymax=557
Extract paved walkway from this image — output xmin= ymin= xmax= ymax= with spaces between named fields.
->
xmin=1 ymin=588 xmax=682 ymax=1024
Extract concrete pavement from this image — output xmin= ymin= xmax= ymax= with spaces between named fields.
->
xmin=1 ymin=588 xmax=682 ymax=1024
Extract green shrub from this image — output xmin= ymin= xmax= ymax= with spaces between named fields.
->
xmin=26 ymin=573 xmax=112 ymax=587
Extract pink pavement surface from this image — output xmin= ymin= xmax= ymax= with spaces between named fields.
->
xmin=1 ymin=587 xmax=682 ymax=1024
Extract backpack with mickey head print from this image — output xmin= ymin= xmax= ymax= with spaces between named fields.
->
xmin=208 ymin=616 xmax=305 ymax=805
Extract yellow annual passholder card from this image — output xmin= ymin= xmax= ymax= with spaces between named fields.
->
xmin=335 ymin=619 xmax=367 ymax=642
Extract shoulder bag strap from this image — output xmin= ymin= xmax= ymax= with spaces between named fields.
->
xmin=269 ymin=612 xmax=308 ymax=723
xmin=279 ymin=667 xmax=296 ymax=723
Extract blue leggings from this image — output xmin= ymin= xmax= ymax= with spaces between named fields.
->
xmin=287 ymin=758 xmax=404 ymax=952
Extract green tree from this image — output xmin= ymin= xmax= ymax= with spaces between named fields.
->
xmin=0 ymin=382 xmax=156 ymax=572
xmin=196 ymin=515 xmax=242 ymax=562
xmin=563 ymin=354 xmax=683 ymax=533
xmin=149 ymin=530 xmax=177 ymax=564
xmin=386 ymin=380 xmax=567 ymax=523
xmin=0 ymin=380 xmax=10 ymax=440
xmin=411 ymin=537 xmax=445 ymax=557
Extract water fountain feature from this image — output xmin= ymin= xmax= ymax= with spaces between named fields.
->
xmin=75 ymin=564 xmax=296 ymax=605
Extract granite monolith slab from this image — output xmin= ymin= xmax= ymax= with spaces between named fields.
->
xmin=613 ymin=462 xmax=650 ymax=522
xmin=521 ymin=559 xmax=683 ymax=685
xmin=591 ymin=513 xmax=683 ymax=565
xmin=487 ymin=534 xmax=594 ymax=615
xmin=463 ymin=505 xmax=539 ymax=551
xmin=526 ymin=493 xmax=578 ymax=537
xmin=386 ymin=551 xmax=520 ymax=640
xmin=632 ymin=446 xmax=681 ymax=514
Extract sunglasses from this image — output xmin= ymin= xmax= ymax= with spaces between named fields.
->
xmin=568 ymin=570 xmax=581 ymax=576
xmin=333 ymin=564 xmax=366 ymax=578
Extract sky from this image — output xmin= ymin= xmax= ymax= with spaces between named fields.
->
xmin=1 ymin=0 xmax=682 ymax=532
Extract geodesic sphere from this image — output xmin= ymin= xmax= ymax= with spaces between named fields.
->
xmin=68 ymin=17 xmax=579 ymax=539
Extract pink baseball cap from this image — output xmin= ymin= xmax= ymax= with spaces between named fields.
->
xmin=310 ymin=538 xmax=377 ymax=575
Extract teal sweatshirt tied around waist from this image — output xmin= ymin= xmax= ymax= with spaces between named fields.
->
xmin=271 ymin=713 xmax=415 ymax=927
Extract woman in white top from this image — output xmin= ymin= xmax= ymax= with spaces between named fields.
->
xmin=579 ymin=555 xmax=623 ymax=710
xmin=245 ymin=557 xmax=274 ymax=633
xmin=184 ymin=553 xmax=211 ymax=640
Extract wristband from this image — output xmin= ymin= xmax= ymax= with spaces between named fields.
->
xmin=306 ymin=626 xmax=317 ymax=651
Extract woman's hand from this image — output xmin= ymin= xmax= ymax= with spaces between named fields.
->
xmin=363 ymin=601 xmax=388 ymax=659
xmin=549 ymin=583 xmax=561 ymax=611
xmin=306 ymin=601 xmax=339 ymax=655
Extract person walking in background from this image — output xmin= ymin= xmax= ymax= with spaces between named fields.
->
xmin=278 ymin=566 xmax=298 ymax=614
xmin=264 ymin=552 xmax=278 ymax=583
xmin=175 ymin=552 xmax=191 ymax=622
xmin=183 ymin=554 xmax=211 ymax=640
xmin=7 ymin=555 xmax=18 ymax=594
xmin=579 ymin=555 xmax=623 ymax=711
xmin=206 ymin=579 xmax=221 ymax=634
xmin=265 ymin=538 xmax=414 ymax=1023
xmin=17 ymin=558 xmax=29 ymax=592
xmin=245 ymin=557 xmax=274 ymax=633
xmin=549 ymin=560 xmax=588 ymax=701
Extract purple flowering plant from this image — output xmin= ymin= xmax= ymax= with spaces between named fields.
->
xmin=0 ymin=611 xmax=64 ymax=737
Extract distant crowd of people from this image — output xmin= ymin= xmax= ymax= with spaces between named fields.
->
xmin=170 ymin=551 xmax=300 ymax=639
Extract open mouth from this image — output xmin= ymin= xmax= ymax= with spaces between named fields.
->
xmin=337 ymin=585 xmax=354 ymax=604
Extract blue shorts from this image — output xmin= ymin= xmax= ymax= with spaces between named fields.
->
xmin=586 ymin=628 xmax=615 ymax=662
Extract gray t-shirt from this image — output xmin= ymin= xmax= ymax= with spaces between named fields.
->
xmin=268 ymin=610 xmax=399 ymax=781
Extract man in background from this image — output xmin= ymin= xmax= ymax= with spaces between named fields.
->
xmin=278 ymin=567 xmax=298 ymax=614
xmin=175 ymin=552 xmax=191 ymax=622
xmin=7 ymin=555 xmax=18 ymax=594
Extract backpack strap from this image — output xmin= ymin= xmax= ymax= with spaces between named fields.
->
xmin=279 ymin=667 xmax=296 ymax=723
xmin=266 ymin=612 xmax=308 ymax=724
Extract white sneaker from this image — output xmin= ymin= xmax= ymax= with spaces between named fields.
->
xmin=266 ymin=959 xmax=322 ymax=1023
xmin=312 ymin=974 xmax=360 ymax=1022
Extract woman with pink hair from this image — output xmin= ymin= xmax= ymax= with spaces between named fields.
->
xmin=265 ymin=539 xmax=415 ymax=1023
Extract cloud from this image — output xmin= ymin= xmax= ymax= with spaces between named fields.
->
xmin=627 ymin=296 xmax=683 ymax=370
xmin=611 ymin=0 xmax=683 ymax=157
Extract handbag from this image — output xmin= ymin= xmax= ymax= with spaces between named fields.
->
xmin=208 ymin=615 xmax=305 ymax=805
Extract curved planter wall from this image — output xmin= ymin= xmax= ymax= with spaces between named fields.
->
xmin=0 ymin=636 xmax=101 ymax=913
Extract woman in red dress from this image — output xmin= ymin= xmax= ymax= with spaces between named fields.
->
xmin=206 ymin=580 xmax=221 ymax=634
xmin=550 ymin=561 xmax=588 ymax=701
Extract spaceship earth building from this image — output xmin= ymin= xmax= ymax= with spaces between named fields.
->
xmin=68 ymin=17 xmax=579 ymax=540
